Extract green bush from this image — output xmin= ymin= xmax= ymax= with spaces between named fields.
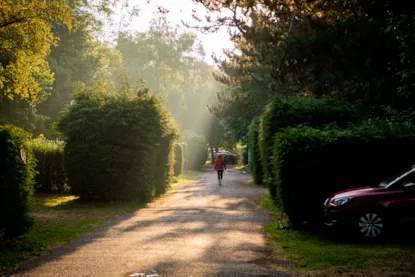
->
xmin=173 ymin=144 xmax=184 ymax=177
xmin=183 ymin=133 xmax=207 ymax=171
xmin=248 ymin=118 xmax=263 ymax=185
xmin=29 ymin=135 xmax=66 ymax=193
xmin=273 ymin=123 xmax=415 ymax=225
xmin=56 ymin=88 xmax=179 ymax=202
xmin=0 ymin=125 xmax=35 ymax=237
xmin=260 ymin=97 xmax=361 ymax=187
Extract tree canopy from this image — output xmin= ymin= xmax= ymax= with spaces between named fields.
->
xmin=0 ymin=0 xmax=72 ymax=104
xmin=192 ymin=0 xmax=415 ymax=138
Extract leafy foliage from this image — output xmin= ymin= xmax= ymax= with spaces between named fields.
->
xmin=247 ymin=118 xmax=263 ymax=185
xmin=273 ymin=123 xmax=415 ymax=225
xmin=194 ymin=0 xmax=415 ymax=133
xmin=37 ymin=10 xmax=123 ymax=135
xmin=28 ymin=135 xmax=66 ymax=193
xmin=116 ymin=15 xmax=221 ymax=134
xmin=182 ymin=132 xmax=207 ymax=171
xmin=173 ymin=144 xmax=184 ymax=177
xmin=56 ymin=85 xmax=179 ymax=202
xmin=260 ymin=97 xmax=361 ymax=187
xmin=0 ymin=0 xmax=72 ymax=104
xmin=0 ymin=125 xmax=35 ymax=237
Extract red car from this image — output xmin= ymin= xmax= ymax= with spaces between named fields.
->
xmin=324 ymin=165 xmax=415 ymax=238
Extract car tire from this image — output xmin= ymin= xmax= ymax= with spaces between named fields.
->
xmin=354 ymin=210 xmax=387 ymax=239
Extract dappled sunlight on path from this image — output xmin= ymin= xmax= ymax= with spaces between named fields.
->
xmin=12 ymin=167 xmax=290 ymax=277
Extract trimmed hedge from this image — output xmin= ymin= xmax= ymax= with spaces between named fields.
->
xmin=56 ymin=89 xmax=179 ymax=202
xmin=273 ymin=123 xmax=415 ymax=225
xmin=173 ymin=144 xmax=184 ymax=176
xmin=248 ymin=118 xmax=263 ymax=185
xmin=154 ymin=137 xmax=176 ymax=196
xmin=183 ymin=134 xmax=207 ymax=171
xmin=29 ymin=135 xmax=66 ymax=193
xmin=0 ymin=125 xmax=35 ymax=237
xmin=260 ymin=97 xmax=361 ymax=187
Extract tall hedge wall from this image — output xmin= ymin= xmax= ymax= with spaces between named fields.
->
xmin=273 ymin=123 xmax=415 ymax=225
xmin=173 ymin=144 xmax=184 ymax=176
xmin=260 ymin=97 xmax=360 ymax=187
xmin=0 ymin=125 xmax=35 ymax=237
xmin=183 ymin=134 xmax=207 ymax=171
xmin=29 ymin=136 xmax=66 ymax=193
xmin=56 ymin=89 xmax=179 ymax=202
xmin=248 ymin=118 xmax=263 ymax=185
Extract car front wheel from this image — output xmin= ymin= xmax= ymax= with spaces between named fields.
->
xmin=356 ymin=211 xmax=385 ymax=238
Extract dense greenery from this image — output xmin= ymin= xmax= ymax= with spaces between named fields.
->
xmin=116 ymin=16 xmax=220 ymax=133
xmin=173 ymin=144 xmax=184 ymax=177
xmin=273 ymin=123 xmax=415 ymax=225
xmin=0 ymin=125 xmax=35 ymax=237
xmin=247 ymin=118 xmax=263 ymax=185
xmin=0 ymin=0 xmax=72 ymax=104
xmin=56 ymin=86 xmax=179 ymax=202
xmin=29 ymin=135 xmax=66 ymax=193
xmin=182 ymin=132 xmax=207 ymax=171
xmin=260 ymin=97 xmax=360 ymax=187
xmin=194 ymin=0 xmax=415 ymax=138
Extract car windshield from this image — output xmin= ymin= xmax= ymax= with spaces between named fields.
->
xmin=378 ymin=166 xmax=415 ymax=188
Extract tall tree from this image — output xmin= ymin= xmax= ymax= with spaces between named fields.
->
xmin=192 ymin=0 xmax=415 ymax=134
xmin=0 ymin=0 xmax=72 ymax=104
xmin=116 ymin=15 xmax=222 ymax=132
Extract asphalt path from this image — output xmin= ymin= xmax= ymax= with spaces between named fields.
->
xmin=11 ymin=167 xmax=291 ymax=277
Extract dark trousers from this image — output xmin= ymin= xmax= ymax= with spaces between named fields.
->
xmin=217 ymin=170 xmax=224 ymax=179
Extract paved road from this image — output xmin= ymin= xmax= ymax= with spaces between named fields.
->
xmin=11 ymin=167 xmax=291 ymax=277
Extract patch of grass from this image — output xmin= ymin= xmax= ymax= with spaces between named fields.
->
xmin=261 ymin=194 xmax=415 ymax=271
xmin=43 ymin=195 xmax=79 ymax=208
xmin=0 ymin=195 xmax=144 ymax=273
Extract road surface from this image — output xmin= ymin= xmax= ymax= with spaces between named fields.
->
xmin=11 ymin=167 xmax=291 ymax=277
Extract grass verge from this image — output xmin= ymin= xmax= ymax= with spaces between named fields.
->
xmin=261 ymin=194 xmax=415 ymax=275
xmin=0 ymin=195 xmax=144 ymax=273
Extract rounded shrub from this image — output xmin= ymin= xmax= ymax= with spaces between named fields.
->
xmin=0 ymin=125 xmax=35 ymax=237
xmin=173 ymin=144 xmax=184 ymax=177
xmin=56 ymin=88 xmax=179 ymax=202
xmin=247 ymin=118 xmax=263 ymax=185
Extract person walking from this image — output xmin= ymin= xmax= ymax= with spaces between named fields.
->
xmin=214 ymin=154 xmax=227 ymax=185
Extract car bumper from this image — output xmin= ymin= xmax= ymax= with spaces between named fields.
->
xmin=324 ymin=206 xmax=352 ymax=227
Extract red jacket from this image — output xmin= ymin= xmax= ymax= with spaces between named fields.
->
xmin=214 ymin=157 xmax=226 ymax=170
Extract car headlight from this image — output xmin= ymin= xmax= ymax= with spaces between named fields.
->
xmin=324 ymin=198 xmax=331 ymax=206
xmin=331 ymin=197 xmax=353 ymax=206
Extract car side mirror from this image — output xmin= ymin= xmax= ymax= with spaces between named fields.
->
xmin=403 ymin=182 xmax=415 ymax=192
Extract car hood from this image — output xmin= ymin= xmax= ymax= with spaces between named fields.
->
xmin=330 ymin=187 xmax=385 ymax=199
